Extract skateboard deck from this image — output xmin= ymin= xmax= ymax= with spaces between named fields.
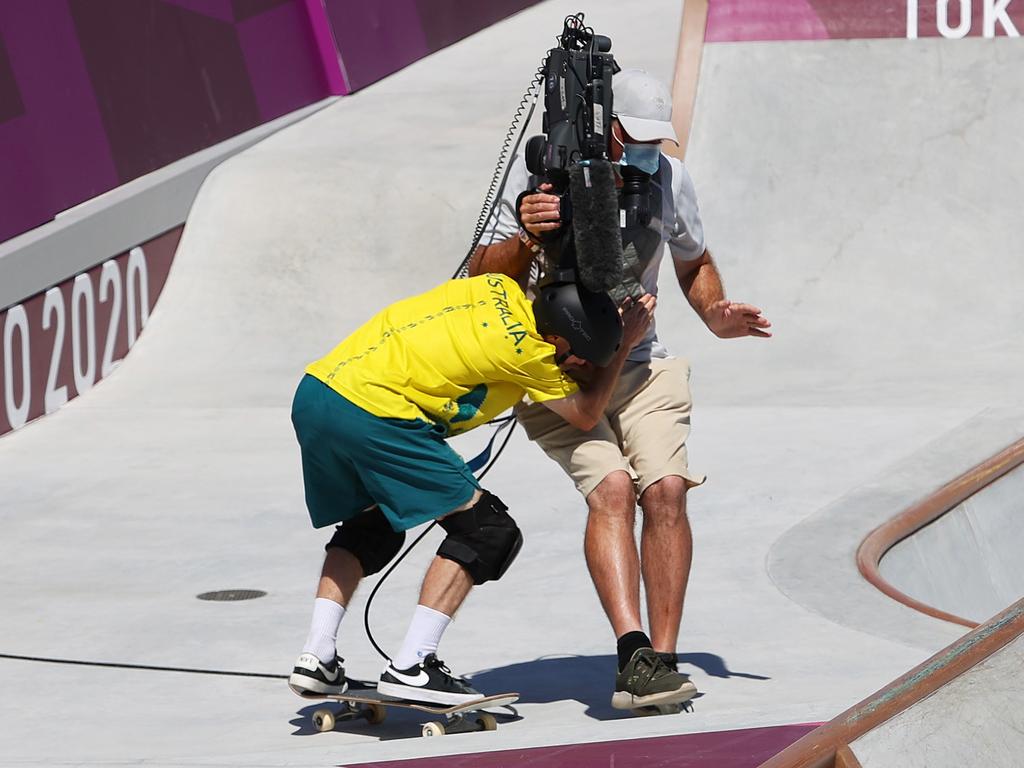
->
xmin=298 ymin=683 xmax=519 ymax=736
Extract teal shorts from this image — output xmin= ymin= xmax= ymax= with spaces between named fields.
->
xmin=291 ymin=375 xmax=480 ymax=531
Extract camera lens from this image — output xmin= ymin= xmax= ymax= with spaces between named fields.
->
xmin=620 ymin=166 xmax=651 ymax=227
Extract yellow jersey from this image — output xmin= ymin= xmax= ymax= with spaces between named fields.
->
xmin=305 ymin=274 xmax=578 ymax=435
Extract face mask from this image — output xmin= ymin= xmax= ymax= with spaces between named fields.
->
xmin=621 ymin=143 xmax=661 ymax=175
xmin=613 ymin=133 xmax=661 ymax=175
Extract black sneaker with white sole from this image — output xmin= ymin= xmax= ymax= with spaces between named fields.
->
xmin=377 ymin=654 xmax=483 ymax=706
xmin=288 ymin=652 xmax=347 ymax=696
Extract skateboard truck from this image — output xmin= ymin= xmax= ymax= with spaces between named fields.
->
xmin=311 ymin=701 xmax=499 ymax=737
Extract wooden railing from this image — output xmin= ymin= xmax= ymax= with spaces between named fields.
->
xmin=668 ymin=0 xmax=709 ymax=161
xmin=757 ymin=597 xmax=1024 ymax=768
xmin=857 ymin=438 xmax=1024 ymax=628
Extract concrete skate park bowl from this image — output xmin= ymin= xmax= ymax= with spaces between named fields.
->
xmin=3 ymin=0 xmax=1024 ymax=767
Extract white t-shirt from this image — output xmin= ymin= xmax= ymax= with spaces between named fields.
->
xmin=480 ymin=153 xmax=706 ymax=362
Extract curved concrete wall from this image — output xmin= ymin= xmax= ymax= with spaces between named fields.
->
xmin=879 ymin=463 xmax=1024 ymax=624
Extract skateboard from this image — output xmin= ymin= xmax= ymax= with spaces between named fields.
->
xmin=298 ymin=683 xmax=519 ymax=737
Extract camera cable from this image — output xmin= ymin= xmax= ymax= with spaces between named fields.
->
xmin=362 ymin=414 xmax=519 ymax=662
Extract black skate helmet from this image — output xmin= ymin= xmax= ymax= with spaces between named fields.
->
xmin=533 ymin=274 xmax=622 ymax=367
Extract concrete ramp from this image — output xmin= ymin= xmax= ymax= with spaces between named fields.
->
xmin=759 ymin=599 xmax=1024 ymax=768
xmin=679 ymin=35 xmax=1024 ymax=410
xmin=849 ymin=629 xmax=1024 ymax=767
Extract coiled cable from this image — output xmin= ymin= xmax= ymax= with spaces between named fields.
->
xmin=453 ymin=61 xmax=545 ymax=278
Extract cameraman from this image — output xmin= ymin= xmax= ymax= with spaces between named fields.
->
xmin=468 ymin=68 xmax=771 ymax=710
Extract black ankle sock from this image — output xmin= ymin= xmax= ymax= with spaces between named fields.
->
xmin=616 ymin=631 xmax=652 ymax=672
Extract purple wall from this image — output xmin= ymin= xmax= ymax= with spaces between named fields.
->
xmin=325 ymin=0 xmax=540 ymax=92
xmin=0 ymin=0 xmax=331 ymax=244
xmin=0 ymin=0 xmax=542 ymax=247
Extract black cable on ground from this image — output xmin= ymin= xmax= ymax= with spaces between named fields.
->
xmin=0 ymin=652 xmax=287 ymax=679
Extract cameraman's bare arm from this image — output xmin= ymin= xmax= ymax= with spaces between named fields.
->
xmin=468 ymin=183 xmax=562 ymax=286
xmin=468 ymin=238 xmax=533 ymax=288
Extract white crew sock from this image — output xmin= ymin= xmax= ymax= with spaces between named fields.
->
xmin=390 ymin=605 xmax=452 ymax=671
xmin=302 ymin=598 xmax=345 ymax=664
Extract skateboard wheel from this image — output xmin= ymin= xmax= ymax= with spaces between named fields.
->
xmin=422 ymin=722 xmax=445 ymax=737
xmin=475 ymin=713 xmax=497 ymax=731
xmin=313 ymin=708 xmax=336 ymax=732
xmin=365 ymin=704 xmax=386 ymax=725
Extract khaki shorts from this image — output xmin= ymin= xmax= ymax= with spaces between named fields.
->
xmin=515 ymin=356 xmax=706 ymax=499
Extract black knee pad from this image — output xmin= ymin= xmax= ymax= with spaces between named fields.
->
xmin=327 ymin=506 xmax=406 ymax=576
xmin=437 ymin=491 xmax=523 ymax=585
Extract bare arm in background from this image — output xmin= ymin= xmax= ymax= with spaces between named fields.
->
xmin=673 ymin=249 xmax=772 ymax=339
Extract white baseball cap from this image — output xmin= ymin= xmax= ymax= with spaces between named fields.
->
xmin=612 ymin=68 xmax=679 ymax=146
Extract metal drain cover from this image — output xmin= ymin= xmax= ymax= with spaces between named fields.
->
xmin=196 ymin=589 xmax=267 ymax=602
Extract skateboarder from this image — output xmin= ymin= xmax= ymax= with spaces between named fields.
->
xmin=288 ymin=273 xmax=654 ymax=705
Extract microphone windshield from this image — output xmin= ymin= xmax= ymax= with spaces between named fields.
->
xmin=569 ymin=159 xmax=624 ymax=293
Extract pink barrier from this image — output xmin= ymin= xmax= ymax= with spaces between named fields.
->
xmin=354 ymin=723 xmax=821 ymax=768
xmin=707 ymin=0 xmax=829 ymax=42
xmin=0 ymin=1 xmax=329 ymax=245
xmin=302 ymin=0 xmax=348 ymax=95
xmin=706 ymin=0 xmax=1024 ymax=41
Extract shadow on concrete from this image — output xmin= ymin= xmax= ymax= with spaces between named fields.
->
xmin=290 ymin=652 xmax=770 ymax=734
xmin=680 ymin=651 xmax=772 ymax=681
xmin=467 ymin=652 xmax=770 ymax=720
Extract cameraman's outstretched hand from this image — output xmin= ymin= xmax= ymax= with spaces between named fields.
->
xmin=619 ymin=293 xmax=656 ymax=350
xmin=704 ymin=299 xmax=772 ymax=339
xmin=520 ymin=183 xmax=562 ymax=240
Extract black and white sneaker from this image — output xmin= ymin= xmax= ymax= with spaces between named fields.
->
xmin=288 ymin=652 xmax=347 ymax=696
xmin=378 ymin=654 xmax=482 ymax=706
